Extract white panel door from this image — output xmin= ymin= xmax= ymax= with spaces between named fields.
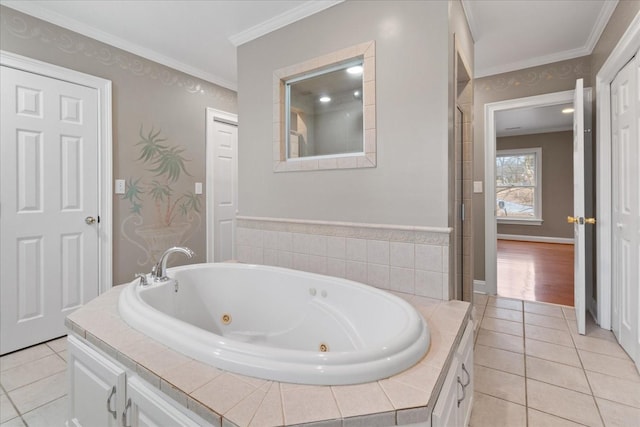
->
xmin=611 ymin=51 xmax=639 ymax=368
xmin=1 ymin=66 xmax=100 ymax=354
xmin=211 ymin=118 xmax=238 ymax=262
xmin=572 ymin=78 xmax=587 ymax=335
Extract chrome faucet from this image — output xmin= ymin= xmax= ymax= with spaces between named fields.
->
xmin=151 ymin=246 xmax=194 ymax=282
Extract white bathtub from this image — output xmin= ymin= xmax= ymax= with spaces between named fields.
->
xmin=118 ymin=263 xmax=430 ymax=385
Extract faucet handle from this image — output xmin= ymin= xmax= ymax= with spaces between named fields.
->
xmin=135 ymin=273 xmax=149 ymax=287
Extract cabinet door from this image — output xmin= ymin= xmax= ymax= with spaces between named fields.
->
xmin=431 ymin=356 xmax=459 ymax=427
xmin=456 ymin=321 xmax=474 ymax=427
xmin=67 ymin=335 xmax=126 ymax=427
xmin=126 ymin=376 xmax=208 ymax=427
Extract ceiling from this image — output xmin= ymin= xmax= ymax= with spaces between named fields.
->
xmin=462 ymin=0 xmax=617 ymax=78
xmin=1 ymin=0 xmax=344 ymax=90
xmin=495 ymin=103 xmax=574 ymax=137
xmin=1 ymin=0 xmax=618 ymax=90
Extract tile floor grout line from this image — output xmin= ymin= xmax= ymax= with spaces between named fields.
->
xmin=567 ymin=315 xmax=608 ymax=427
xmin=1 ymin=381 xmax=28 ymax=427
xmin=1 ymin=367 xmax=67 ymax=396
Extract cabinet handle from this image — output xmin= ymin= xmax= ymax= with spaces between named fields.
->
xmin=461 ymin=363 xmax=471 ymax=387
xmin=122 ymin=398 xmax=131 ymax=427
xmin=107 ymin=386 xmax=117 ymax=419
xmin=457 ymin=376 xmax=466 ymax=408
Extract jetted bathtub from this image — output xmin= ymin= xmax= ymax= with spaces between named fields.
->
xmin=119 ymin=263 xmax=430 ymax=385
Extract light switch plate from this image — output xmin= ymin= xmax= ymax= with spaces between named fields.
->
xmin=115 ymin=179 xmax=126 ymax=194
xmin=473 ymin=181 xmax=483 ymax=193
xmin=195 ymin=182 xmax=203 ymax=195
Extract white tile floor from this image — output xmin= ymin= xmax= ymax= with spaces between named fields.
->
xmin=1 ymin=337 xmax=67 ymax=427
xmin=471 ymin=295 xmax=640 ymax=427
xmin=1 ymin=297 xmax=639 ymax=427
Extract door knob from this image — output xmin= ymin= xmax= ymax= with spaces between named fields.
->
xmin=567 ymin=216 xmax=579 ymax=224
xmin=584 ymin=218 xmax=596 ymax=225
xmin=85 ymin=216 xmax=96 ymax=225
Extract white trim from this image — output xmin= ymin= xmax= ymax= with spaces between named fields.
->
xmin=473 ymin=280 xmax=489 ymax=294
xmin=595 ymin=11 xmax=640 ymax=331
xmin=497 ymin=219 xmax=543 ymax=226
xmin=497 ymin=234 xmax=574 ymax=245
xmin=485 ymin=90 xmax=575 ymax=296
xmin=496 ymin=146 xmax=543 ymax=221
xmin=237 ymin=215 xmax=453 ymax=235
xmin=1 ymin=1 xmax=236 ymax=90
xmin=0 ymin=50 xmax=113 ymax=293
xmin=228 ymin=1 xmax=344 ymax=46
xmin=206 ymin=108 xmax=238 ymax=263
xmin=472 ymin=1 xmax=618 ymax=78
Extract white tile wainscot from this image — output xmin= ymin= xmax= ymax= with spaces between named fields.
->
xmin=236 ymin=217 xmax=452 ymax=300
xmin=65 ymin=285 xmax=471 ymax=427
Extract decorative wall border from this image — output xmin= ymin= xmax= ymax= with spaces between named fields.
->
xmin=236 ymin=216 xmax=452 ymax=300
xmin=0 ymin=5 xmax=237 ymax=101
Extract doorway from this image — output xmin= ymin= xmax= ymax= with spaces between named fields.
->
xmin=205 ymin=108 xmax=238 ymax=262
xmin=493 ymin=103 xmax=578 ymax=306
xmin=0 ymin=51 xmax=112 ymax=355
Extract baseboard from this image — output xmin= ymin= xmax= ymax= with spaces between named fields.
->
xmin=497 ymin=234 xmax=574 ymax=245
xmin=474 ymin=280 xmax=489 ymax=294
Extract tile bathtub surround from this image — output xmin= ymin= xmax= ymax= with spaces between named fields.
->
xmin=470 ymin=295 xmax=640 ymax=427
xmin=5 ymin=296 xmax=639 ymax=427
xmin=62 ymin=285 xmax=470 ymax=427
xmin=236 ymin=217 xmax=452 ymax=300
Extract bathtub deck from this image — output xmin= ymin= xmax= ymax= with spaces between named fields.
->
xmin=65 ymin=285 xmax=471 ymax=427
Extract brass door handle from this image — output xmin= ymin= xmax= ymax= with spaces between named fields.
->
xmin=567 ymin=216 xmax=596 ymax=225
xmin=567 ymin=216 xmax=579 ymax=224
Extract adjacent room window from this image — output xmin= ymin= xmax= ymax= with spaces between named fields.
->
xmin=496 ymin=148 xmax=542 ymax=225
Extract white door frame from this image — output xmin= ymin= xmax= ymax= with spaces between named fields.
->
xmin=595 ymin=12 xmax=640 ymax=331
xmin=1 ymin=50 xmax=113 ymax=293
xmin=482 ymin=89 xmax=576 ymax=296
xmin=205 ymin=108 xmax=238 ymax=262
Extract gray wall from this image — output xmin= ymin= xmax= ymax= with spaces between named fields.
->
xmin=0 ymin=5 xmax=237 ymax=285
xmin=237 ymin=0 xmax=451 ymax=227
xmin=496 ymin=131 xmax=574 ymax=239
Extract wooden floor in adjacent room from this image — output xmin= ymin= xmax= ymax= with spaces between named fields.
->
xmin=497 ymin=239 xmax=574 ymax=306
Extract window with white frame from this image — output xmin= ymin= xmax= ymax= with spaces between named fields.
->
xmin=496 ymin=147 xmax=542 ymax=224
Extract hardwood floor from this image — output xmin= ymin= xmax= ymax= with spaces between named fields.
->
xmin=497 ymin=239 xmax=574 ymax=306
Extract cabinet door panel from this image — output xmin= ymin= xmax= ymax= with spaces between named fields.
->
xmin=456 ymin=321 xmax=474 ymax=427
xmin=67 ymin=335 xmax=126 ymax=427
xmin=432 ymin=357 xmax=459 ymax=427
xmin=127 ymin=376 xmax=205 ymax=427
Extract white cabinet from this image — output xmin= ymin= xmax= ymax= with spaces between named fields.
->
xmin=456 ymin=321 xmax=474 ymax=427
xmin=432 ymin=320 xmax=474 ymax=427
xmin=67 ymin=334 xmax=211 ymax=427
xmin=125 ymin=376 xmax=202 ymax=427
xmin=68 ymin=335 xmax=126 ymax=427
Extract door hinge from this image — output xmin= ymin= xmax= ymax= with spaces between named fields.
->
xmin=461 ymin=203 xmax=465 ymax=222
xmin=97 ymin=215 xmax=101 ymax=223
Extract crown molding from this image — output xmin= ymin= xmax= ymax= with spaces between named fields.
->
xmin=460 ymin=0 xmax=478 ymax=43
xmin=584 ymin=0 xmax=618 ymax=53
xmin=471 ymin=0 xmax=618 ymax=78
xmin=229 ymin=0 xmax=344 ymax=46
xmin=1 ymin=1 xmax=237 ymax=90
xmin=475 ymin=46 xmax=591 ymax=78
